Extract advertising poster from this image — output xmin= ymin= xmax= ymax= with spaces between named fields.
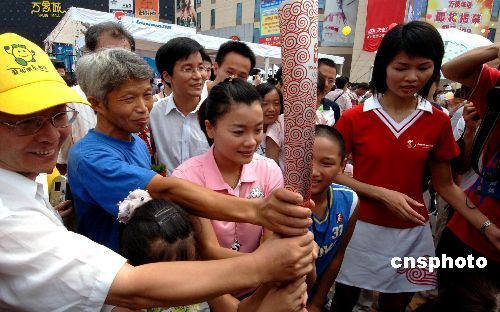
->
xmin=135 ymin=0 xmax=159 ymax=21
xmin=53 ymin=43 xmax=75 ymax=72
xmin=259 ymin=0 xmax=282 ymax=46
xmin=362 ymin=0 xmax=406 ymax=52
xmin=176 ymin=0 xmax=197 ymax=28
xmin=407 ymin=0 xmax=428 ymax=21
xmin=109 ymin=0 xmax=134 ymax=15
xmin=322 ymin=0 xmax=358 ymax=46
xmin=426 ymin=0 xmax=494 ymax=35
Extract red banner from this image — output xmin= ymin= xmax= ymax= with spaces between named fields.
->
xmin=362 ymin=0 xmax=407 ymax=52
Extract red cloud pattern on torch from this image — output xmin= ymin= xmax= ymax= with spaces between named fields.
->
xmin=279 ymin=0 xmax=318 ymax=203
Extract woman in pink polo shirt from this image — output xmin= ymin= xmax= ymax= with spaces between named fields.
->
xmin=172 ymin=79 xmax=286 ymax=306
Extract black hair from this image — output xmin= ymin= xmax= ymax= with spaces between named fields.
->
xmin=427 ymin=275 xmax=499 ymax=312
xmin=357 ymin=82 xmax=369 ymax=90
xmin=201 ymin=51 xmax=212 ymax=64
xmin=85 ymin=22 xmax=136 ymax=52
xmin=318 ymin=58 xmax=337 ymax=70
xmin=155 ymin=37 xmax=205 ymax=78
xmin=315 ymin=125 xmax=346 ymax=160
xmin=52 ymin=60 xmax=65 ymax=70
xmin=198 ymin=78 xmax=262 ymax=145
xmin=267 ymin=77 xmax=277 ymax=85
xmin=275 ymin=67 xmax=283 ymax=84
xmin=215 ymin=41 xmax=256 ymax=72
xmin=335 ymin=76 xmax=348 ymax=89
xmin=318 ymin=72 xmax=327 ymax=94
xmin=370 ymin=21 xmax=444 ymax=99
xmin=121 ymin=199 xmax=195 ymax=266
xmin=250 ymin=68 xmax=261 ymax=76
xmin=255 ymin=82 xmax=284 ymax=114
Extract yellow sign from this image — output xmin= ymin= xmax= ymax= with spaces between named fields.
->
xmin=31 ymin=1 xmax=66 ymax=18
xmin=426 ymin=0 xmax=493 ymax=35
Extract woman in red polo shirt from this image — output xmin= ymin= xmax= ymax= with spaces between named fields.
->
xmin=330 ymin=21 xmax=497 ymax=312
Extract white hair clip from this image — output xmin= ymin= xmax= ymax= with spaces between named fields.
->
xmin=117 ymin=189 xmax=153 ymax=224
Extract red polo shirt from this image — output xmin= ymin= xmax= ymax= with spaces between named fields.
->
xmin=335 ymin=96 xmax=459 ymax=228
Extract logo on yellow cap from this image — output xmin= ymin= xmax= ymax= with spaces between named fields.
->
xmin=4 ymin=44 xmax=36 ymax=66
xmin=3 ymin=42 xmax=50 ymax=76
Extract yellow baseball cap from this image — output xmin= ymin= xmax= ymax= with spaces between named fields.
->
xmin=0 ymin=33 xmax=89 ymax=115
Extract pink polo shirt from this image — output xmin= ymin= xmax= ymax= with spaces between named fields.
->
xmin=172 ymin=145 xmax=284 ymax=253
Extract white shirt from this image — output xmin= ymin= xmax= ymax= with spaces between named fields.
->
xmin=0 ymin=168 xmax=126 ymax=311
xmin=201 ymin=80 xmax=210 ymax=103
xmin=149 ymin=94 xmax=210 ymax=175
xmin=325 ymin=89 xmax=352 ymax=113
xmin=58 ymin=85 xmax=97 ymax=164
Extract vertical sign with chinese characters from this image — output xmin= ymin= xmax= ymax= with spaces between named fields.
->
xmin=30 ymin=1 xmax=66 ymax=18
xmin=362 ymin=0 xmax=406 ymax=52
xmin=259 ymin=0 xmax=283 ymax=46
xmin=135 ymin=0 xmax=159 ymax=21
xmin=426 ymin=0 xmax=494 ymax=35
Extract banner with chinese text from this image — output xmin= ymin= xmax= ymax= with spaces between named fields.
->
xmin=109 ymin=0 xmax=134 ymax=16
xmin=322 ymin=0 xmax=358 ymax=46
xmin=30 ymin=1 xmax=66 ymax=18
xmin=135 ymin=0 xmax=159 ymax=21
xmin=259 ymin=0 xmax=283 ymax=46
xmin=362 ymin=0 xmax=407 ymax=52
xmin=426 ymin=0 xmax=493 ymax=35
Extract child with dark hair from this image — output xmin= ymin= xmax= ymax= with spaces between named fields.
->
xmin=307 ymin=125 xmax=359 ymax=312
xmin=116 ymin=190 xmax=210 ymax=312
xmin=255 ymin=82 xmax=283 ymax=156
xmin=115 ymin=188 xmax=310 ymax=312
xmin=266 ymin=73 xmax=329 ymax=171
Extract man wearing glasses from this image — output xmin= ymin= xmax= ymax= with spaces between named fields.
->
xmin=149 ymin=37 xmax=211 ymax=175
xmin=0 ymin=33 xmax=315 ymax=311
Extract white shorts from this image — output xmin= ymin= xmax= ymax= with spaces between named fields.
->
xmin=336 ymin=220 xmax=437 ymax=293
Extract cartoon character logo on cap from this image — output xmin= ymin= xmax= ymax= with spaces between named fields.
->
xmin=4 ymin=44 xmax=36 ymax=66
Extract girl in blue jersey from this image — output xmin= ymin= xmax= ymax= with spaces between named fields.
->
xmin=307 ymin=125 xmax=359 ymax=312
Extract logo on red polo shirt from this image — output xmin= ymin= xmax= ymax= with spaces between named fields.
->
xmin=406 ymin=140 xmax=433 ymax=150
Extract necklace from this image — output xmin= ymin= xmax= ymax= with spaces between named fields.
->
xmin=231 ymin=223 xmax=241 ymax=251
xmin=230 ymin=182 xmax=242 ymax=251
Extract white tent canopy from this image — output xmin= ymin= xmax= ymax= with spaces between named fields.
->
xmin=45 ymin=7 xmax=344 ymax=72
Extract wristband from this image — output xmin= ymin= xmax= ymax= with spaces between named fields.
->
xmin=480 ymin=220 xmax=493 ymax=234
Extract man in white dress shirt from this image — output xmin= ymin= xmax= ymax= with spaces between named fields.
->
xmin=150 ymin=37 xmax=211 ymax=175
xmin=0 ymin=33 xmax=315 ymax=311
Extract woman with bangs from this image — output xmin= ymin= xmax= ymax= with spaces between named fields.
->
xmin=331 ymin=21 xmax=495 ymax=312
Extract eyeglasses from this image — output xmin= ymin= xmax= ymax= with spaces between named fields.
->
xmin=0 ymin=109 xmax=79 ymax=136
xmin=180 ymin=66 xmax=208 ymax=75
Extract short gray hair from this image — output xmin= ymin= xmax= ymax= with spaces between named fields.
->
xmin=77 ymin=48 xmax=153 ymax=104
xmin=85 ymin=22 xmax=135 ymax=52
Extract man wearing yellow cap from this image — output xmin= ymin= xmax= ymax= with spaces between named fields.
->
xmin=0 ymin=33 xmax=314 ymax=310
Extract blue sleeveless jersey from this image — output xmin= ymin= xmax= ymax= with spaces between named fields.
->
xmin=309 ymin=183 xmax=358 ymax=280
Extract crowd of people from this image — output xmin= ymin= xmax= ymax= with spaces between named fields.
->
xmin=0 ymin=19 xmax=498 ymax=312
